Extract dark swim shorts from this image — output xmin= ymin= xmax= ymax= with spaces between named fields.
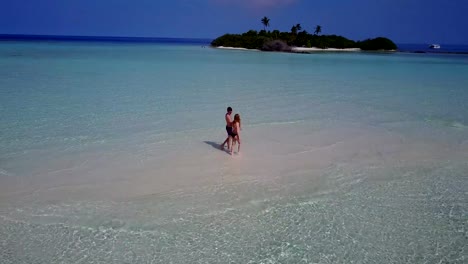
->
xmin=226 ymin=126 xmax=235 ymax=137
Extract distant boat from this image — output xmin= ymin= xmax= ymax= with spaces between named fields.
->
xmin=429 ymin=44 xmax=441 ymax=49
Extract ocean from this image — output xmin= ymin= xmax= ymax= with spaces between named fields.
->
xmin=1 ymin=38 xmax=467 ymax=263
xmin=397 ymin=43 xmax=468 ymax=54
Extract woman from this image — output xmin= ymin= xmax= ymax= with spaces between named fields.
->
xmin=229 ymin=114 xmax=241 ymax=155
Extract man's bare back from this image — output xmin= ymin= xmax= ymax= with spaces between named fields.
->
xmin=225 ymin=112 xmax=232 ymax=127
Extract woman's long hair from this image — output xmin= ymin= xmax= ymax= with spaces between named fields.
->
xmin=233 ymin=114 xmax=241 ymax=127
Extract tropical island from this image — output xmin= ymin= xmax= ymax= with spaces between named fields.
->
xmin=211 ymin=17 xmax=397 ymax=52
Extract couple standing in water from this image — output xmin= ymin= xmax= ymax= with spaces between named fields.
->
xmin=220 ymin=106 xmax=241 ymax=155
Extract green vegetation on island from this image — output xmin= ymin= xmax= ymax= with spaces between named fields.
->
xmin=211 ymin=17 xmax=397 ymax=52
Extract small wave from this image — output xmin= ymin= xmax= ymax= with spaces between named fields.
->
xmin=0 ymin=168 xmax=13 ymax=177
xmin=286 ymin=140 xmax=345 ymax=156
xmin=424 ymin=117 xmax=467 ymax=129
xmin=450 ymin=121 xmax=467 ymax=129
xmin=250 ymin=119 xmax=306 ymax=127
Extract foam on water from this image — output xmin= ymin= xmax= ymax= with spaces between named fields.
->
xmin=1 ymin=41 xmax=468 ymax=263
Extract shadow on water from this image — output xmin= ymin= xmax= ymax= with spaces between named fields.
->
xmin=204 ymin=141 xmax=230 ymax=154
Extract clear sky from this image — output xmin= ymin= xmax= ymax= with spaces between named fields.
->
xmin=1 ymin=0 xmax=467 ymax=44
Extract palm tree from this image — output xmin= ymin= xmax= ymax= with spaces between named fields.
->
xmin=314 ymin=25 xmax=322 ymax=35
xmin=295 ymin=23 xmax=302 ymax=32
xmin=272 ymin=30 xmax=280 ymax=39
xmin=261 ymin=16 xmax=270 ymax=31
xmin=291 ymin=25 xmax=298 ymax=35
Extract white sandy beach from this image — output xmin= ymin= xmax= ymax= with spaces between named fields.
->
xmin=215 ymin=46 xmax=361 ymax=52
xmin=216 ymin=46 xmax=260 ymax=51
xmin=1 ymin=118 xmax=466 ymax=203
xmin=2 ymin=116 xmax=467 ymax=262
xmin=292 ymin=47 xmax=361 ymax=52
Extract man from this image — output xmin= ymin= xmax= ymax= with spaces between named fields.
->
xmin=220 ymin=106 xmax=233 ymax=150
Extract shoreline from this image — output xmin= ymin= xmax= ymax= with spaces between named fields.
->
xmin=213 ymin=45 xmax=468 ymax=55
xmin=214 ymin=45 xmax=360 ymax=53
xmin=292 ymin=47 xmax=361 ymax=53
xmin=216 ymin=46 xmax=261 ymax=51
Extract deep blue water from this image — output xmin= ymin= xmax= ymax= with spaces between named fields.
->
xmin=0 ymin=34 xmax=212 ymax=45
xmin=2 ymin=35 xmax=468 ymax=54
xmin=398 ymin=43 xmax=468 ymax=53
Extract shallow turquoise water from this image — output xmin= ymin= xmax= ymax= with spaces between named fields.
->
xmin=1 ymin=42 xmax=468 ymax=157
xmin=1 ymin=41 xmax=467 ymax=263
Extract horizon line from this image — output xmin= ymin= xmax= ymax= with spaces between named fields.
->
xmin=0 ymin=34 xmax=214 ymax=43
